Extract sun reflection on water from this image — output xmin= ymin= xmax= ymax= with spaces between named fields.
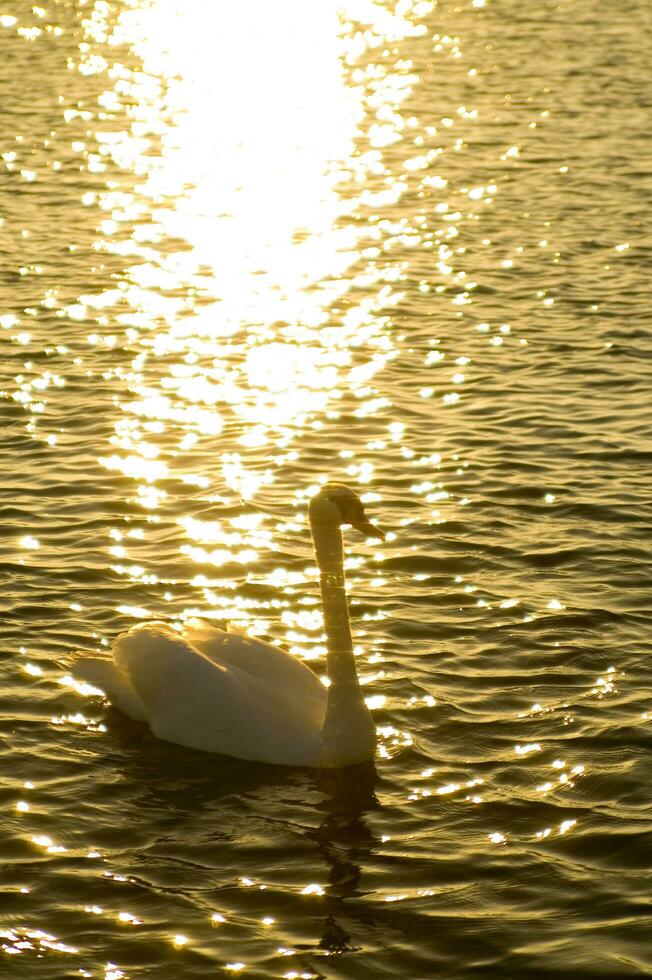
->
xmin=57 ymin=0 xmax=441 ymax=647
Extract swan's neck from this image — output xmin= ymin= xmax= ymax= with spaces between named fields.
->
xmin=310 ymin=519 xmax=376 ymax=767
xmin=311 ymin=521 xmax=356 ymax=684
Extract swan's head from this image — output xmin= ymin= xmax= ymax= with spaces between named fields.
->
xmin=309 ymin=483 xmax=384 ymax=540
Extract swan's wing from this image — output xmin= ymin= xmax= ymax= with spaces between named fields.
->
xmin=74 ymin=655 xmax=148 ymax=722
xmin=112 ymin=623 xmax=325 ymax=764
xmin=183 ymin=619 xmax=325 ymax=696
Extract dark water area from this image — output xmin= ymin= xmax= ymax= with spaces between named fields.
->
xmin=1 ymin=0 xmax=651 ymax=976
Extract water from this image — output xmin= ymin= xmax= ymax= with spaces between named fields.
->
xmin=1 ymin=0 xmax=651 ymax=976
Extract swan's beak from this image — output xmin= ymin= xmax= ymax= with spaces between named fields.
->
xmin=351 ymin=518 xmax=385 ymax=540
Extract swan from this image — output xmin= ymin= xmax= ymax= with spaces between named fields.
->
xmin=75 ymin=483 xmax=385 ymax=768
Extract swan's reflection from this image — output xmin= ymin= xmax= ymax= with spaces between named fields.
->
xmin=312 ymin=763 xmax=378 ymax=900
xmin=311 ymin=762 xmax=379 ymax=954
xmin=103 ymin=716 xmax=380 ymax=963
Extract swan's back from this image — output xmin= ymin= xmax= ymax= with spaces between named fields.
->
xmin=183 ymin=619 xmax=323 ymax=687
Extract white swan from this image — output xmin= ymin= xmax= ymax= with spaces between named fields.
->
xmin=75 ymin=484 xmax=384 ymax=768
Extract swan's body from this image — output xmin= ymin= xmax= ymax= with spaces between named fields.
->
xmin=75 ymin=484 xmax=383 ymax=768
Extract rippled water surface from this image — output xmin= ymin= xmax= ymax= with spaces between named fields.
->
xmin=2 ymin=0 xmax=651 ymax=976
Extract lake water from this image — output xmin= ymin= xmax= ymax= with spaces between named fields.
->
xmin=1 ymin=0 xmax=651 ymax=977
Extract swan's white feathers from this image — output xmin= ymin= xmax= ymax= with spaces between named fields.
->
xmin=78 ymin=620 xmax=327 ymax=765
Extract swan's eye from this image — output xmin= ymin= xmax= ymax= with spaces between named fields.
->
xmin=341 ymin=499 xmax=364 ymax=524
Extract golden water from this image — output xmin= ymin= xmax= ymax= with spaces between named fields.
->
xmin=1 ymin=0 xmax=651 ymax=976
